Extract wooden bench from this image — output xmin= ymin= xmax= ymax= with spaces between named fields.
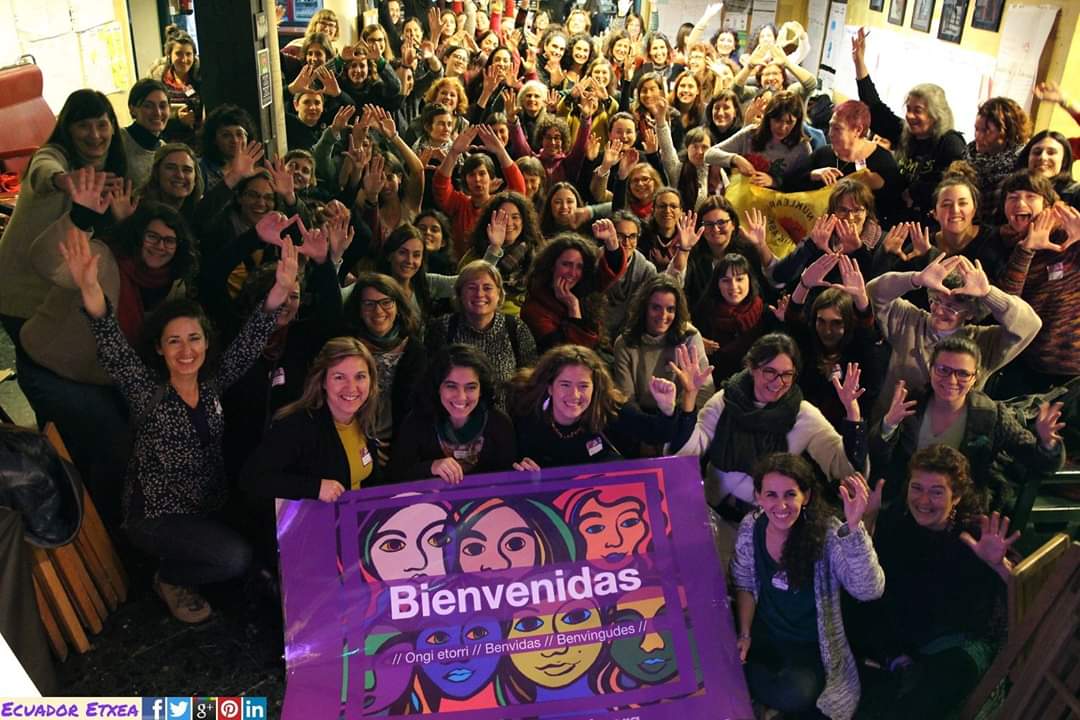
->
xmin=27 ymin=424 xmax=127 ymax=660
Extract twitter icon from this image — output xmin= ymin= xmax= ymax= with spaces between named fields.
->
xmin=166 ymin=698 xmax=192 ymax=720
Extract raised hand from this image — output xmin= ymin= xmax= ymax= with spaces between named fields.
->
xmin=641 ymin=125 xmax=659 ymax=154
xmin=950 ymin=256 xmax=991 ymax=297
xmin=487 ymin=206 xmax=509 ymax=249
xmin=740 ymin=208 xmax=768 ymax=249
xmin=432 ymin=457 xmax=465 ymax=484
xmin=835 ymin=218 xmax=861 ymax=252
xmin=881 ymin=223 xmax=909 ymax=259
xmin=769 ymin=293 xmax=790 ymax=322
xmin=362 ymin=154 xmax=386 ymax=197
xmin=831 ymin=254 xmax=868 ymax=309
xmin=66 ymin=167 xmax=110 ymax=213
xmin=914 ymin=253 xmax=962 ymax=294
xmin=617 ymin=146 xmax=640 ymax=179
xmin=108 ymin=179 xmax=137 ymax=222
xmin=676 ymin=210 xmax=704 ymax=252
xmin=324 ymin=202 xmax=355 ymax=263
xmin=800 ymin=252 xmax=840 ymax=289
xmin=267 ymin=157 xmax=297 ymax=203
xmin=839 ymin=472 xmax=871 ymax=529
xmin=475 ymin=124 xmax=505 ymax=154
xmin=502 ymin=87 xmax=518 ymax=123
xmin=909 ymin=222 xmax=932 ymax=258
xmin=883 ymin=379 xmax=917 ymax=429
xmin=1035 ymin=400 xmax=1065 ymax=450
xmin=601 ymin=137 xmax=624 ymax=170
xmin=331 ymin=104 xmax=356 ymax=135
xmin=481 ymin=63 xmax=501 ymax=97
xmin=58 ymin=225 xmax=105 ymax=318
xmin=832 ymin=361 xmax=866 ymax=421
xmin=1052 ymin=203 xmax=1080 ymax=250
xmin=592 ymin=218 xmax=619 ymax=251
xmin=317 ymin=65 xmax=341 ymax=96
xmin=585 ymin=131 xmax=602 ymax=161
xmin=225 ymin=140 xmax=265 ymax=186
xmin=370 ymin=105 xmax=397 ymax=138
xmin=648 ymin=376 xmax=678 ymax=416
xmin=651 ymin=95 xmax=669 ymax=124
xmin=298 ymin=223 xmax=329 ymax=263
xmin=809 ymin=214 xmax=839 ymax=253
xmin=255 ymin=211 xmax=294 ymax=247
xmin=668 ymin=342 xmax=714 ymax=396
xmin=579 ymin=92 xmax=599 ymax=118
xmin=1021 ymin=208 xmax=1062 ymax=252
xmin=266 ymin=238 xmax=300 ymax=312
xmin=318 ymin=479 xmax=345 ymax=502
xmin=1033 ymin=80 xmax=1064 ymax=105
xmin=851 ymin=27 xmax=868 ymax=67
xmin=959 ymin=512 xmax=1019 ymax=579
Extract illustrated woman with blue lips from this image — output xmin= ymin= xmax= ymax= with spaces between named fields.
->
xmin=411 ymin=612 xmax=505 ymax=711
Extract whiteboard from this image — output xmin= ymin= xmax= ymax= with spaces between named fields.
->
xmin=804 ymin=0 xmax=830 ymax=76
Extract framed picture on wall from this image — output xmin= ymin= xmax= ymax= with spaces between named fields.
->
xmin=869 ymin=0 xmax=885 ymax=11
xmin=888 ymin=0 xmax=908 ymax=25
xmin=971 ymin=0 xmax=1005 ymax=31
xmin=911 ymin=0 xmax=936 ymax=31
xmin=937 ymin=0 xmax=968 ymax=42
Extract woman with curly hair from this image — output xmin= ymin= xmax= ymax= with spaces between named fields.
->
xmin=521 ymin=220 xmax=627 ymax=352
xmin=510 ymin=343 xmax=706 ymax=468
xmin=390 ymin=344 xmax=517 ymax=483
xmin=149 ymin=31 xmax=203 ymax=146
xmin=855 ymin=445 xmax=1020 ymax=719
xmin=731 ymin=452 xmax=883 ymax=720
xmin=461 ymin=191 xmax=542 ymax=314
xmin=137 ymin=143 xmax=204 ymax=222
xmin=968 ymin=97 xmax=1030 ymax=209
xmin=705 ymin=90 xmax=811 ymax=190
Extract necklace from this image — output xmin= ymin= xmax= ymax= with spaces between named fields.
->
xmin=549 ymin=414 xmax=586 ymax=439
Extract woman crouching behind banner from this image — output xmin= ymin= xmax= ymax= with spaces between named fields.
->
xmin=732 ymin=453 xmax=883 ymax=720
xmin=242 ymin=337 xmax=385 ymax=504
xmin=509 ymin=344 xmax=711 ymax=470
xmin=390 ymin=345 xmax=518 ymax=484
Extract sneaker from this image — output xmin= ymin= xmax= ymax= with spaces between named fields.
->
xmin=153 ymin=572 xmax=212 ymax=623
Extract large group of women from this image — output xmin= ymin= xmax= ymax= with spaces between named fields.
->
xmin=0 ymin=1 xmax=1076 ymax=716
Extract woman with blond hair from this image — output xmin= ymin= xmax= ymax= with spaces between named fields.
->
xmin=243 ymin=336 xmax=385 ymax=501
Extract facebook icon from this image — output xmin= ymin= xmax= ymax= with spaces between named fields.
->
xmin=142 ymin=697 xmax=166 ymax=720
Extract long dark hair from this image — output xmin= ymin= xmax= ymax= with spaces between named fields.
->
xmin=527 ymin=233 xmax=608 ymax=340
xmin=39 ymin=90 xmax=126 ymax=178
xmin=199 ymin=104 xmax=256 ymax=167
xmin=342 ymin=272 xmax=421 ymax=339
xmin=539 ymin=182 xmax=585 ymax=237
xmin=623 ymin=275 xmax=694 ymax=348
xmin=1017 ymin=130 xmax=1075 ymax=189
xmin=510 ymin=344 xmax=626 ymax=432
xmin=139 ymin=143 xmax=205 ymax=216
xmin=752 ymin=452 xmax=829 ymax=590
xmin=468 ymin=191 xmax=542 ymax=259
xmin=375 ymin=223 xmax=433 ymax=315
xmin=705 ymin=90 xmax=744 ymax=142
xmin=751 ymin=91 xmax=807 ymax=151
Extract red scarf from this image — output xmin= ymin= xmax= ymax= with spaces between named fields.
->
xmin=115 ymin=256 xmax=172 ymax=342
xmin=703 ymin=295 xmax=764 ymax=341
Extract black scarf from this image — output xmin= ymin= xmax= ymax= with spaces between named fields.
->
xmin=707 ymin=369 xmax=803 ymax=474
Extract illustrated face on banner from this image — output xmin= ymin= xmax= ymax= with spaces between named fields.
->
xmin=362 ymin=629 xmax=415 ymax=714
xmin=508 ymin=599 xmax=603 ymax=688
xmin=577 ymin=496 xmax=648 ymax=567
xmin=611 ymin=590 xmax=676 ymax=684
xmin=369 ymin=504 xmax=451 ymax=580
xmin=458 ymin=504 xmax=538 ymax=572
xmin=417 ymin=616 xmax=503 ymax=699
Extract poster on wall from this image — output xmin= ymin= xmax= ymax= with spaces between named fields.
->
xmin=78 ymin=22 xmax=126 ymax=95
xmin=750 ymin=0 xmax=778 ymax=34
xmin=276 ymin=457 xmax=752 ymax=719
xmin=990 ymin=4 xmax=1058 ymax=111
xmin=910 ymin=0 xmax=935 ymax=31
xmin=817 ymin=0 xmax=851 ymax=94
xmin=937 ymin=0 xmax=969 ymax=42
xmin=804 ymin=0 xmax=830 ymax=76
xmin=971 ymin=0 xmax=1005 ymax=31
xmin=887 ymin=0 xmax=907 ymax=25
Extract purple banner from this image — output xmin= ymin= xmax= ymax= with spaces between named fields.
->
xmin=277 ymin=456 xmax=752 ymax=719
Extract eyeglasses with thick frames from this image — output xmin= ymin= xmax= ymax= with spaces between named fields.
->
xmin=702 ymin=218 xmax=733 ymax=229
xmin=756 ymin=366 xmax=797 ymax=385
xmin=144 ymin=230 xmax=178 ymax=249
xmin=932 ymin=364 xmax=976 ymax=382
xmin=360 ymin=298 xmax=396 ymax=313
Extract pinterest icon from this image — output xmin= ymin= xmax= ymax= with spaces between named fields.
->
xmin=217 ymin=698 xmax=241 ymax=720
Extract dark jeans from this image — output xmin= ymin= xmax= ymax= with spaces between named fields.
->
xmin=10 ymin=342 xmax=131 ymax=528
xmin=745 ymin=627 xmax=827 ymax=718
xmin=858 ymin=646 xmax=983 ymax=719
xmin=127 ymin=513 xmax=252 ymax=587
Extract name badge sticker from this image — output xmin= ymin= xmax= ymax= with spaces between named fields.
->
xmin=270 ymin=367 xmax=286 ymax=387
xmin=586 ymin=437 xmax=604 ymax=456
xmin=1048 ymin=262 xmax=1065 ymax=281
xmin=361 ymin=448 xmax=373 ymax=466
xmin=771 ymin=571 xmax=790 ymax=591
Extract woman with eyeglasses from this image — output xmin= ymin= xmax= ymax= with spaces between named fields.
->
xmin=870 ymin=336 xmax=1064 ymax=513
xmin=771 ymin=180 xmax=881 ymax=293
xmin=865 ymin=253 xmax=1041 ymax=419
xmin=670 ymin=333 xmax=866 ymax=511
xmin=341 ymin=272 xmax=428 ymax=462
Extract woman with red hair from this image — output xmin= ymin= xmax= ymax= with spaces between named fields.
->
xmin=791 ymin=99 xmax=904 ymax=227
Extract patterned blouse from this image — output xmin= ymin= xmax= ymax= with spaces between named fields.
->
xmin=87 ymin=303 xmax=279 ymax=522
